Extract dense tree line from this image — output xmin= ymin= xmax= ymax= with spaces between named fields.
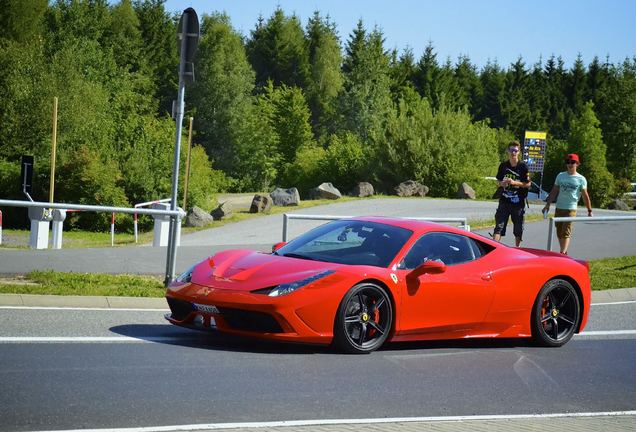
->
xmin=1 ymin=1 xmax=634 ymax=229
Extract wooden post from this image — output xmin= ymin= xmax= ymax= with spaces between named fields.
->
xmin=182 ymin=117 xmax=194 ymax=211
xmin=49 ymin=97 xmax=58 ymax=203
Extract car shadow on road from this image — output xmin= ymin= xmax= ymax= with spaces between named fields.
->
xmin=110 ymin=323 xmax=538 ymax=355
xmin=109 ymin=323 xmax=333 ymax=355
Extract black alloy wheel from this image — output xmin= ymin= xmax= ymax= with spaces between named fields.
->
xmin=531 ymin=278 xmax=581 ymax=347
xmin=334 ymin=282 xmax=393 ymax=354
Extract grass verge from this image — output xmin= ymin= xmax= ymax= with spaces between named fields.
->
xmin=589 ymin=255 xmax=636 ymax=290
xmin=0 ymin=255 xmax=634 ymax=298
xmin=0 ymin=271 xmax=165 ymax=297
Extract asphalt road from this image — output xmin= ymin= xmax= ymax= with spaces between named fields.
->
xmin=0 ymin=198 xmax=634 ymax=276
xmin=1 ymin=301 xmax=635 ymax=431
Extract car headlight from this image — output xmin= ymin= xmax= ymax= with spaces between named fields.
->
xmin=175 ymin=264 xmax=196 ymax=284
xmin=266 ymin=270 xmax=335 ymax=297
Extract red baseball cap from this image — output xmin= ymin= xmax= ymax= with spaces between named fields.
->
xmin=566 ymin=153 xmax=580 ymax=163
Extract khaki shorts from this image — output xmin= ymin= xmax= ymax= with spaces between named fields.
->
xmin=555 ymin=208 xmax=577 ymax=239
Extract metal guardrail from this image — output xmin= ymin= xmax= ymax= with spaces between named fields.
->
xmin=0 ymin=199 xmax=184 ymax=218
xmin=281 ymin=214 xmax=469 ymax=242
xmin=546 ymin=215 xmax=636 ymax=251
xmin=0 ymin=199 xmax=185 ymax=284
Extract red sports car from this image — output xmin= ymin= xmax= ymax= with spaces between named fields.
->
xmin=166 ymin=217 xmax=591 ymax=353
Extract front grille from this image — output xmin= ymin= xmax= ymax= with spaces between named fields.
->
xmin=167 ymin=297 xmax=194 ymax=321
xmin=217 ymin=307 xmax=283 ymax=333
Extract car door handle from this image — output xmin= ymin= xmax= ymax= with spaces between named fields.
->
xmin=481 ymin=272 xmax=493 ymax=281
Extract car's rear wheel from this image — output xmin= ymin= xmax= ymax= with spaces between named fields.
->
xmin=531 ymin=278 xmax=580 ymax=347
xmin=334 ymin=282 xmax=392 ymax=354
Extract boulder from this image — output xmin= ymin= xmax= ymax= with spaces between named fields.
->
xmin=270 ymin=187 xmax=300 ymax=206
xmin=394 ymin=180 xmax=429 ymax=197
xmin=250 ymin=194 xmax=272 ymax=213
xmin=457 ymin=182 xmax=476 ymax=200
xmin=210 ymin=201 xmax=233 ymax=221
xmin=185 ymin=206 xmax=215 ymax=227
xmin=309 ymin=182 xmax=342 ymax=200
xmin=608 ymin=198 xmax=630 ymax=211
xmin=352 ymin=182 xmax=374 ymax=198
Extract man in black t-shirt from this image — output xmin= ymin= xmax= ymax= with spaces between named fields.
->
xmin=493 ymin=141 xmax=531 ymax=247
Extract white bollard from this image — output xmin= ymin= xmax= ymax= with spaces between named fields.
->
xmin=28 ymin=207 xmax=52 ymax=249
xmin=51 ymin=209 xmax=66 ymax=249
xmin=152 ymin=202 xmax=171 ymax=247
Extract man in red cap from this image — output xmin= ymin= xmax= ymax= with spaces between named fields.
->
xmin=543 ymin=153 xmax=593 ymax=254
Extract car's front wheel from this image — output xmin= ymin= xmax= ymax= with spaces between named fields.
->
xmin=531 ymin=278 xmax=581 ymax=347
xmin=334 ymin=282 xmax=392 ymax=354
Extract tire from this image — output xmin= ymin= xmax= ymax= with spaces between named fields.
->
xmin=531 ymin=278 xmax=581 ymax=347
xmin=333 ymin=282 xmax=393 ymax=354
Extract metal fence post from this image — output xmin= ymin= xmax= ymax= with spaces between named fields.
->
xmin=547 ymin=217 xmax=554 ymax=251
xmin=282 ymin=214 xmax=289 ymax=242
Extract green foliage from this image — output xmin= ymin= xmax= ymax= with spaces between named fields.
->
xmin=319 ymin=132 xmax=368 ymax=193
xmin=191 ymin=13 xmax=255 ymax=174
xmin=281 ymin=145 xmax=326 ymax=195
xmin=541 ymin=138 xmax=569 ymax=192
xmin=596 ymin=59 xmax=636 ymax=180
xmin=0 ymin=0 xmax=47 ymax=43
xmin=568 ymin=102 xmax=615 ymax=207
xmin=182 ymin=145 xmax=231 ymax=210
xmin=56 ymin=146 xmax=130 ymax=230
xmin=338 ymin=23 xmax=394 ymax=149
xmin=305 ymin=11 xmax=343 ymax=137
xmin=381 ymin=87 xmax=499 ymax=197
xmin=247 ymin=8 xmax=309 ymax=89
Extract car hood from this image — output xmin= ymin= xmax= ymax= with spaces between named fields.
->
xmin=190 ymin=249 xmax=344 ymax=291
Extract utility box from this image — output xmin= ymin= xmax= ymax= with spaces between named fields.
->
xmin=28 ymin=207 xmax=52 ymax=249
xmin=152 ymin=203 xmax=181 ymax=247
xmin=51 ymin=209 xmax=66 ymax=249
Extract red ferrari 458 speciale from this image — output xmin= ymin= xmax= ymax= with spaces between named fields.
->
xmin=166 ymin=217 xmax=590 ymax=353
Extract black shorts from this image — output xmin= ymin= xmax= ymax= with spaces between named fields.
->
xmin=493 ymin=201 xmax=525 ymax=239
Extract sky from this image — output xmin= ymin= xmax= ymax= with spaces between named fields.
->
xmin=163 ymin=0 xmax=636 ymax=69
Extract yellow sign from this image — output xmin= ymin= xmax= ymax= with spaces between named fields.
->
xmin=523 ymin=131 xmax=547 ymax=173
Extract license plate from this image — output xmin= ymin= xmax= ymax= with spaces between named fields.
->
xmin=193 ymin=303 xmax=219 ymax=314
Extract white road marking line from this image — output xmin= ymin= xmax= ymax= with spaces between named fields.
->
xmin=0 ymin=336 xmax=197 ymax=343
xmin=1 ymin=330 xmax=635 ymax=344
xmin=577 ymin=330 xmax=636 ymax=336
xmin=591 ymin=300 xmax=636 ymax=306
xmin=29 ymin=410 xmax=636 ymax=432
xmin=0 ymin=306 xmax=168 ymax=311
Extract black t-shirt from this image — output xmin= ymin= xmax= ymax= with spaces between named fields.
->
xmin=496 ymin=161 xmax=529 ymax=205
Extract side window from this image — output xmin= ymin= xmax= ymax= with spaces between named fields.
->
xmin=399 ymin=232 xmax=493 ymax=269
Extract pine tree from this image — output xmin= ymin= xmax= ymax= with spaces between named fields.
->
xmin=191 ymin=13 xmax=256 ymax=176
xmin=0 ymin=0 xmax=47 ymax=42
xmin=305 ymin=11 xmax=343 ymax=138
xmin=246 ymin=8 xmax=310 ymax=89
xmin=568 ymin=101 xmax=614 ymax=207
xmin=478 ymin=61 xmax=506 ymax=128
xmin=134 ymin=0 xmax=178 ymax=115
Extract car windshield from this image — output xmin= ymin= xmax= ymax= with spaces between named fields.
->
xmin=275 ymin=220 xmax=412 ymax=267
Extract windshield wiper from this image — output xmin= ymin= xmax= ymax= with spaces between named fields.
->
xmin=282 ymin=253 xmax=317 ymax=261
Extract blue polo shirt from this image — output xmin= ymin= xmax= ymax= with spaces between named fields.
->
xmin=555 ymin=171 xmax=587 ymax=210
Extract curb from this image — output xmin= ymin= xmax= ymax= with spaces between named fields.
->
xmin=0 ymin=288 xmax=634 ymax=309
xmin=0 ymin=293 xmax=167 ymax=309
xmin=591 ymin=287 xmax=636 ymax=303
